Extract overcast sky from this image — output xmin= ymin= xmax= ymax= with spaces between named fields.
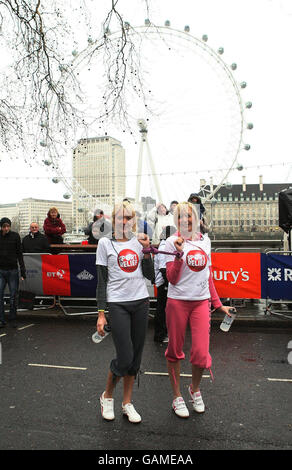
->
xmin=0 ymin=0 xmax=291 ymax=206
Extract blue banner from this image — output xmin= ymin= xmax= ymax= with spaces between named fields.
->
xmin=261 ymin=253 xmax=292 ymax=300
xmin=68 ymin=254 xmax=97 ymax=298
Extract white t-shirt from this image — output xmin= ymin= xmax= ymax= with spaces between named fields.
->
xmin=96 ymin=237 xmax=149 ymax=302
xmin=164 ymin=234 xmax=211 ymax=301
xmin=154 ymin=239 xmax=168 ymax=288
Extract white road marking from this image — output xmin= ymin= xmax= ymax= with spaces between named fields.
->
xmin=18 ymin=324 xmax=34 ymax=331
xmin=0 ymin=333 xmax=7 ymax=338
xmin=144 ymin=371 xmax=210 ymax=378
xmin=267 ymin=378 xmax=292 ymax=382
xmin=28 ymin=363 xmax=87 ymax=371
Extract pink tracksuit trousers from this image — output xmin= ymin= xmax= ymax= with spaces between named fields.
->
xmin=164 ymin=256 xmax=222 ymax=369
xmin=165 ymin=298 xmax=212 ymax=368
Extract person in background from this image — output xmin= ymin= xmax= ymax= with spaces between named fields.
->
xmin=167 ymin=201 xmax=179 ymax=227
xmin=84 ymin=209 xmax=112 ymax=244
xmin=43 ymin=207 xmax=66 ymax=245
xmin=153 ymin=225 xmax=177 ymax=343
xmin=0 ymin=217 xmax=26 ymax=328
xmin=146 ymin=203 xmax=173 ymax=245
xmin=188 ymin=193 xmax=209 ymax=234
xmin=96 ymin=201 xmax=154 ymax=424
xmin=135 ymin=211 xmax=153 ymax=240
xmin=22 ymin=222 xmax=51 ymax=253
xmin=164 ymin=202 xmax=234 ymax=418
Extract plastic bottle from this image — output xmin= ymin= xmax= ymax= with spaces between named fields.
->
xmin=92 ymin=325 xmax=111 ymax=343
xmin=220 ymin=308 xmax=237 ymax=332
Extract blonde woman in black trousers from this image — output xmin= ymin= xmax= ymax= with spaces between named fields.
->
xmin=96 ymin=201 xmax=154 ymax=423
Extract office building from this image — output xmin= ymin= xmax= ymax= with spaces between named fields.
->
xmin=72 ymin=136 xmax=125 ymax=230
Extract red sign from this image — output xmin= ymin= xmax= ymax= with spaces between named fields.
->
xmin=211 ymin=253 xmax=262 ymax=299
xmin=41 ymin=255 xmax=71 ymax=296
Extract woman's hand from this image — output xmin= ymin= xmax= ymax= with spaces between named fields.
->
xmin=137 ymin=233 xmax=150 ymax=248
xmin=97 ymin=312 xmax=107 ymax=336
xmin=216 ymin=305 xmax=236 ymax=317
xmin=174 ymin=237 xmax=184 ymax=252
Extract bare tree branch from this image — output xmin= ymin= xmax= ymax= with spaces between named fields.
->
xmin=0 ymin=0 xmax=155 ymax=215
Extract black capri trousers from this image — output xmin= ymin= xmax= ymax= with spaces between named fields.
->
xmin=108 ymin=297 xmax=149 ymax=378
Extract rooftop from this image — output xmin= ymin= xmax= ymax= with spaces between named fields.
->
xmin=198 ymin=177 xmax=292 ymax=201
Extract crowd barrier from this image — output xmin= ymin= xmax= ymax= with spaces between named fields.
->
xmin=4 ymin=251 xmax=292 ymax=318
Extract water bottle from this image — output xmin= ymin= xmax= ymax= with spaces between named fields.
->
xmin=220 ymin=308 xmax=237 ymax=332
xmin=92 ymin=325 xmax=111 ymax=344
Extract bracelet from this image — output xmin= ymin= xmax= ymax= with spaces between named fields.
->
xmin=98 ymin=309 xmax=105 ymax=313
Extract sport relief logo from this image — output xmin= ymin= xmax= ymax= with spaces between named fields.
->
xmin=118 ymin=249 xmax=139 ymax=273
xmin=186 ymin=250 xmax=207 ymax=272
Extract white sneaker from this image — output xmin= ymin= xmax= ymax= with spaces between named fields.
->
xmin=172 ymin=396 xmax=189 ymax=418
xmin=188 ymin=385 xmax=205 ymax=413
xmin=122 ymin=403 xmax=142 ymax=423
xmin=100 ymin=392 xmax=115 ymax=421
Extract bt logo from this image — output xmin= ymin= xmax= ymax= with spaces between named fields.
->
xmin=46 ymin=269 xmax=65 ymax=279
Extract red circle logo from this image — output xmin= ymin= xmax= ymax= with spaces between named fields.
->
xmin=186 ymin=250 xmax=207 ymax=272
xmin=117 ymin=249 xmax=139 ymax=272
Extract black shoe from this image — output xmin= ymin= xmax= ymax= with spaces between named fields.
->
xmin=154 ymin=331 xmax=168 ymax=343
xmin=154 ymin=336 xmax=164 ymax=343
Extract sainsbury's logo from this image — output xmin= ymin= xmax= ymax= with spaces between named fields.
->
xmin=212 ymin=267 xmax=249 ymax=284
xmin=211 ymin=252 xmax=261 ymax=299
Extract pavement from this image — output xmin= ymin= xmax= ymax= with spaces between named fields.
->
xmin=1 ymin=308 xmax=292 ymax=453
xmin=14 ymin=298 xmax=292 ymax=327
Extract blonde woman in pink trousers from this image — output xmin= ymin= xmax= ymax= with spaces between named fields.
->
xmin=164 ymin=202 xmax=234 ymax=418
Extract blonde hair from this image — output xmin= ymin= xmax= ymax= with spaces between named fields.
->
xmin=173 ymin=201 xmax=199 ymax=231
xmin=49 ymin=207 xmax=58 ymax=214
xmin=112 ymin=201 xmax=137 ymax=233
